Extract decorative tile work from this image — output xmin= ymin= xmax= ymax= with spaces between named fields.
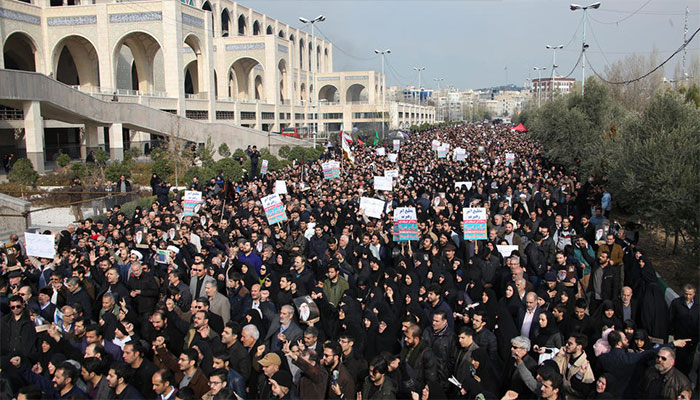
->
xmin=318 ymin=76 xmax=339 ymax=81
xmin=109 ymin=11 xmax=162 ymax=23
xmin=0 ymin=8 xmax=40 ymax=25
xmin=277 ymin=44 xmax=288 ymax=53
xmin=345 ymin=75 xmax=368 ymax=80
xmin=181 ymin=13 xmax=203 ymax=28
xmin=225 ymin=43 xmax=264 ymax=51
xmin=182 ymin=47 xmax=194 ymax=53
xmin=48 ymin=15 xmax=97 ymax=26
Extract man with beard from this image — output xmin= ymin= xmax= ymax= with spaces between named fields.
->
xmin=106 ymin=362 xmax=143 ymax=399
xmin=321 ymin=341 xmax=356 ymax=400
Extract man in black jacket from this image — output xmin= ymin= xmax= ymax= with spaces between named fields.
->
xmin=669 ymin=284 xmax=699 ymax=374
xmin=127 ymin=262 xmax=159 ymax=318
xmin=399 ymin=323 xmax=438 ymax=393
xmin=422 ymin=310 xmax=457 ymax=391
xmin=0 ymin=296 xmax=37 ymax=359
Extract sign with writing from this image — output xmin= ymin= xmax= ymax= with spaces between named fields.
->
xmin=260 ymin=159 xmax=269 ymax=175
xmin=376 ymin=147 xmax=386 ymax=156
xmin=24 ymin=232 xmax=55 ymax=259
xmin=505 ymin=152 xmax=515 ymax=165
xmin=393 ymin=139 xmax=400 ymax=152
xmin=455 ymin=181 xmax=473 ymax=190
xmin=393 ymin=207 xmax=419 ymax=241
xmin=360 ymin=197 xmax=385 ymax=219
xmin=454 ymin=147 xmax=466 ymax=161
xmin=274 ymin=180 xmax=288 ymax=194
xmin=437 ymin=145 xmax=448 ymax=159
xmin=374 ymin=176 xmax=393 ymax=191
xmin=322 ymin=161 xmax=340 ymax=180
xmin=385 ymin=169 xmax=399 ymax=178
xmin=463 ymin=207 xmax=487 ymax=240
xmin=262 ymin=193 xmax=288 ymax=224
xmin=183 ymin=190 xmax=202 ymax=217
xmin=431 ymin=139 xmax=440 ymax=151
xmin=497 ymin=245 xmax=519 ymax=259
xmin=387 ymin=153 xmax=398 ymax=163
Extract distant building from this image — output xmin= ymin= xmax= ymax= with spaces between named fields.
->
xmin=531 ymin=77 xmax=576 ymax=101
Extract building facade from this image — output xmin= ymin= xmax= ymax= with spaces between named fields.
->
xmin=0 ymin=0 xmax=433 ymax=171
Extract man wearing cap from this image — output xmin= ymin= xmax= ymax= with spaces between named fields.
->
xmin=257 ymin=352 xmax=282 ymax=399
xmin=269 ymin=370 xmax=297 ymax=400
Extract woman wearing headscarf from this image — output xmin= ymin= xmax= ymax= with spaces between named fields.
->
xmin=459 ymin=347 xmax=502 ymax=399
xmin=475 ymin=288 xmax=499 ymax=331
xmin=635 ymin=251 xmax=669 ymax=339
xmin=499 ymin=282 xmax=524 ymax=324
xmin=594 ymin=300 xmax=623 ymax=339
xmin=532 ymin=311 xmax=563 ymax=355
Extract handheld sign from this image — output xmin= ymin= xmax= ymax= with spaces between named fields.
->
xmin=497 ymin=245 xmax=519 ymax=259
xmin=183 ymin=190 xmax=202 ymax=217
xmin=431 ymin=140 xmax=440 ymax=151
xmin=385 ymin=170 xmax=399 ymax=178
xmin=454 ymin=147 xmax=466 ymax=161
xmin=360 ymin=197 xmax=385 ymax=219
xmin=274 ymin=180 xmax=288 ymax=194
xmin=374 ymin=176 xmax=393 ymax=192
xmin=24 ymin=232 xmax=55 ymax=259
xmin=260 ymin=159 xmax=269 ymax=175
xmin=455 ymin=181 xmax=473 ymax=191
xmin=393 ymin=207 xmax=419 ymax=241
xmin=505 ymin=152 xmax=515 ymax=165
xmin=393 ymin=139 xmax=400 ymax=152
xmin=437 ymin=145 xmax=448 ymax=159
xmin=387 ymin=153 xmax=398 ymax=163
xmin=262 ymin=193 xmax=288 ymax=225
xmin=376 ymin=147 xmax=386 ymax=156
xmin=463 ymin=207 xmax=487 ymax=240
xmin=322 ymin=161 xmax=340 ymax=180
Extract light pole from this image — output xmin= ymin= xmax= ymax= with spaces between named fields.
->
xmin=375 ymin=49 xmax=390 ymax=139
xmin=546 ymin=44 xmax=564 ymax=101
xmin=413 ymin=67 xmax=425 ymax=105
xmin=570 ymin=2 xmax=600 ymax=97
xmin=533 ymin=67 xmax=547 ymax=107
xmin=299 ymin=15 xmax=325 ymax=135
xmin=433 ymin=78 xmax=443 ymax=121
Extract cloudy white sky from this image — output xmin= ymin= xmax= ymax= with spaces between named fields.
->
xmin=247 ymin=0 xmax=700 ymax=89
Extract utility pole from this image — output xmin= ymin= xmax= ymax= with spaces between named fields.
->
xmin=683 ymin=6 xmax=689 ymax=81
xmin=570 ymin=2 xmax=601 ymax=97
xmin=413 ymin=67 xmax=425 ymax=105
xmin=546 ymin=44 xmax=564 ymax=101
xmin=299 ymin=15 xmax=325 ymax=138
xmin=533 ymin=67 xmax=547 ymax=107
xmin=375 ymin=49 xmax=390 ymax=139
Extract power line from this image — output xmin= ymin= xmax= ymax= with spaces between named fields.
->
xmin=586 ymin=14 xmax=613 ymax=68
xmin=564 ymin=14 xmax=585 ymax=49
xmin=385 ymin=57 xmax=411 ymax=80
xmin=587 ymin=26 xmax=700 ymax=85
xmin=561 ymin=51 xmax=583 ymax=78
xmin=588 ymin=0 xmax=654 ymax=25
xmin=313 ymin=25 xmax=375 ymax=61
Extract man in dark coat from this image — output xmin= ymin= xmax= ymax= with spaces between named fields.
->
xmin=399 ymin=324 xmax=438 ymax=393
xmin=668 ymin=284 xmax=699 ymax=374
xmin=0 ymin=296 xmax=37 ymax=359
xmin=126 ymin=262 xmax=159 ymax=318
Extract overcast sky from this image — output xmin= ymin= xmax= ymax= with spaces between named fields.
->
xmin=247 ymin=0 xmax=700 ymax=90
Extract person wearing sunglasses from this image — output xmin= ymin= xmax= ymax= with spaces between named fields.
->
xmin=0 ymin=295 xmax=37 ymax=359
xmin=639 ymin=347 xmax=692 ymax=400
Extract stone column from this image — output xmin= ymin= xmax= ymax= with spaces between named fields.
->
xmin=162 ymin=1 xmax=186 ymax=116
xmin=109 ymin=123 xmax=124 ymax=161
xmin=80 ymin=124 xmax=100 ymax=160
xmin=23 ymin=101 xmax=45 ymax=173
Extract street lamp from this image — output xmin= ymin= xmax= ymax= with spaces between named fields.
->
xmin=433 ymin=78 xmax=443 ymax=121
xmin=570 ymin=2 xmax=601 ymax=97
xmin=533 ymin=67 xmax=547 ymax=107
xmin=299 ymin=15 xmax=325 ymax=133
xmin=546 ymin=44 xmax=564 ymax=101
xmin=375 ymin=49 xmax=390 ymax=139
xmin=413 ymin=67 xmax=425 ymax=105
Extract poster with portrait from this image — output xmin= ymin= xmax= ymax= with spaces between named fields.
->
xmin=293 ymin=295 xmax=320 ymax=323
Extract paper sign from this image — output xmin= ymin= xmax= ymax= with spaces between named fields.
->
xmin=155 ymin=249 xmax=170 ymax=264
xmin=24 ymin=232 xmax=55 ymax=259
xmin=376 ymin=147 xmax=386 ymax=156
xmin=388 ymin=153 xmax=398 ymax=163
xmin=497 ymin=245 xmax=519 ymax=259
xmin=183 ymin=190 xmax=202 ymax=217
xmin=275 ymin=180 xmax=288 ymax=194
xmin=360 ymin=197 xmax=385 ymax=219
xmin=322 ymin=161 xmax=340 ymax=180
xmin=437 ymin=145 xmax=448 ymax=159
xmin=431 ymin=140 xmax=440 ymax=151
xmin=374 ymin=176 xmax=393 ymax=192
xmin=385 ymin=170 xmax=399 ymax=178
xmin=393 ymin=140 xmax=400 ymax=152
xmin=260 ymin=159 xmax=269 ymax=175
xmin=455 ymin=181 xmax=473 ymax=190
xmin=463 ymin=207 xmax=488 ymax=240
xmin=505 ymin=152 xmax=515 ymax=165
xmin=394 ymin=207 xmax=419 ymax=241
xmin=262 ymin=193 xmax=288 ymax=224
xmin=454 ymin=147 xmax=466 ymax=161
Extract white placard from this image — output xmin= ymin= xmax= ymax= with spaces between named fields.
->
xmin=385 ymin=170 xmax=399 ymax=178
xmin=497 ymin=245 xmax=519 ymax=259
xmin=431 ymin=140 xmax=440 ymax=150
xmin=387 ymin=153 xmax=398 ymax=163
xmin=374 ymin=176 xmax=393 ymax=192
xmin=360 ymin=197 xmax=385 ymax=219
xmin=455 ymin=181 xmax=473 ymax=190
xmin=24 ymin=232 xmax=55 ymax=259
xmin=376 ymin=147 xmax=386 ymax=156
xmin=274 ymin=180 xmax=288 ymax=194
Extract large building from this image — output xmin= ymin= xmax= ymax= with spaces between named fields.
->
xmin=0 ymin=0 xmax=434 ymax=171
xmin=531 ymin=77 xmax=576 ymax=101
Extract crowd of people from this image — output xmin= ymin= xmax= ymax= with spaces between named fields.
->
xmin=0 ymin=122 xmax=698 ymax=400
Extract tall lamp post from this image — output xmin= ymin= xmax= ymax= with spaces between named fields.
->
xmin=413 ymin=67 xmax=425 ymax=105
xmin=545 ymin=44 xmax=564 ymax=101
xmin=375 ymin=49 xmax=390 ymax=139
xmin=533 ymin=67 xmax=547 ymax=107
xmin=570 ymin=2 xmax=600 ymax=97
xmin=433 ymin=78 xmax=443 ymax=121
xmin=299 ymin=15 xmax=325 ymax=135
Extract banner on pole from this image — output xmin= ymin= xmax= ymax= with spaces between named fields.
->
xmin=262 ymin=193 xmax=288 ymax=225
xmin=393 ymin=207 xmax=419 ymax=241
xmin=183 ymin=190 xmax=202 ymax=217
xmin=260 ymin=160 xmax=269 ymax=175
xmin=463 ymin=207 xmax=487 ymax=240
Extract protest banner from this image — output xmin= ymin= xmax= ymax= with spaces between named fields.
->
xmin=183 ymin=190 xmax=202 ymax=217
xmin=24 ymin=232 xmax=55 ymax=259
xmin=454 ymin=147 xmax=466 ymax=161
xmin=260 ymin=159 xmax=269 ymax=175
xmin=437 ymin=145 xmax=448 ymax=159
xmin=262 ymin=193 xmax=288 ymax=224
xmin=497 ymin=245 xmax=519 ymax=259
xmin=376 ymin=147 xmax=386 ymax=156
xmin=455 ymin=181 xmax=473 ymax=190
xmin=463 ymin=207 xmax=487 ymax=240
xmin=274 ymin=180 xmax=288 ymax=194
xmin=360 ymin=197 xmax=385 ymax=219
xmin=393 ymin=139 xmax=400 ymax=152
xmin=505 ymin=152 xmax=515 ymax=165
xmin=374 ymin=176 xmax=393 ymax=191
xmin=431 ymin=139 xmax=440 ymax=151
xmin=385 ymin=169 xmax=399 ymax=178
xmin=393 ymin=207 xmax=419 ymax=241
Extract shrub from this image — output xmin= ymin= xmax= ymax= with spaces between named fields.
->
xmin=215 ymin=158 xmax=244 ymax=181
xmin=70 ymin=162 xmax=87 ymax=179
xmin=218 ymin=143 xmax=231 ymax=158
xmin=278 ymin=145 xmax=291 ymax=159
xmin=56 ymin=154 xmax=71 ymax=167
xmin=105 ymin=161 xmax=131 ymax=182
xmin=8 ymin=158 xmax=39 ymax=187
xmin=232 ymin=148 xmax=247 ymax=160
